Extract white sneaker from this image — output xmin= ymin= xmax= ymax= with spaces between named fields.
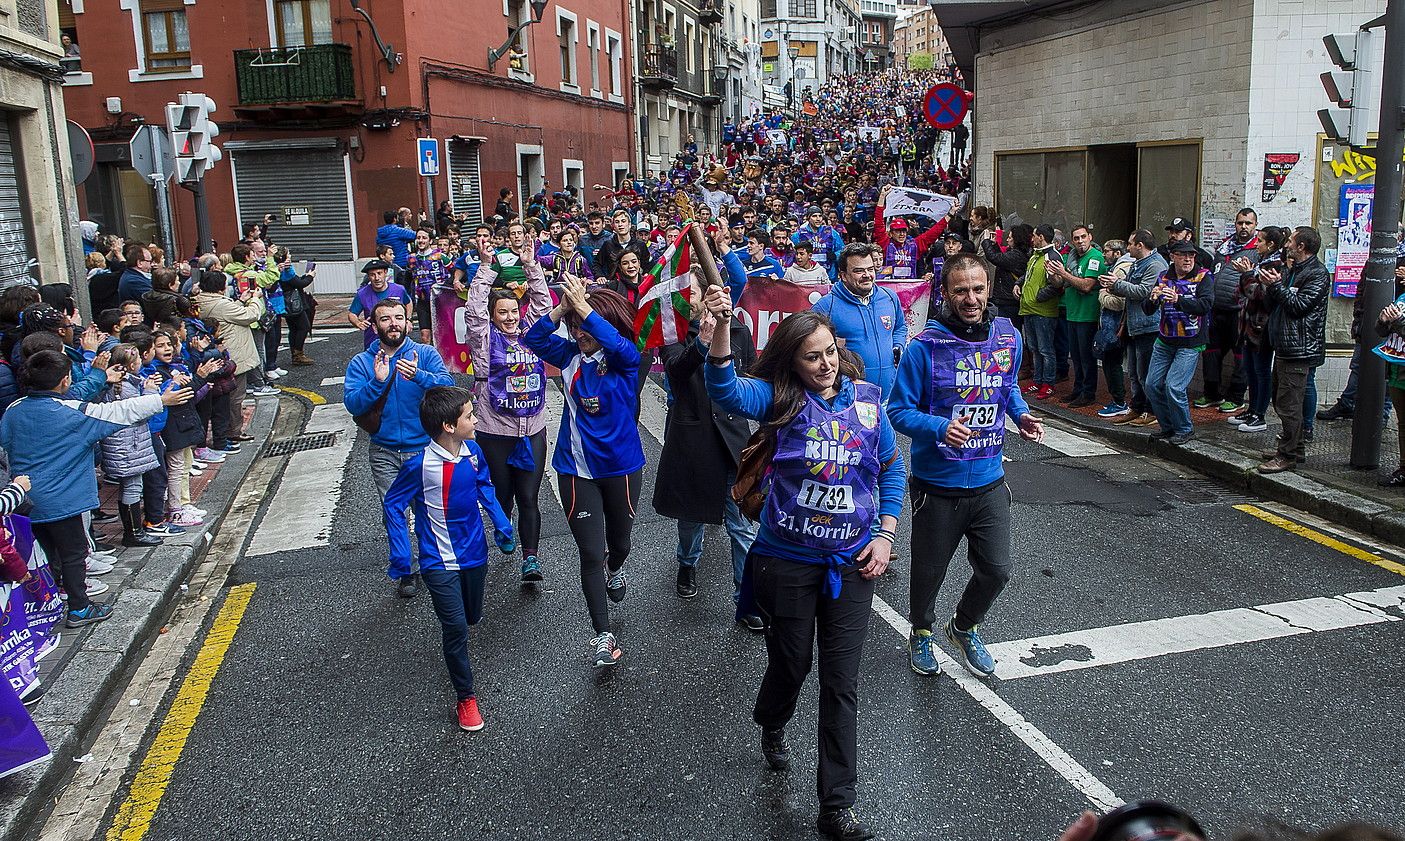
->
xmin=252 ymin=385 xmax=279 ymax=397
xmin=183 ymin=504 xmax=208 ymax=518
xmin=274 ymin=367 xmax=288 ymax=377
xmin=190 ymin=467 xmax=204 ymax=477
xmin=170 ymin=509 xmax=203 ymax=527
xmin=86 ymin=555 xmax=115 ymax=575
xmin=194 ymin=448 xmax=226 ymax=463
xmin=265 ymin=370 xmax=282 ymax=381
xmin=190 ymin=460 xmax=207 ymax=470
xmin=85 ymin=578 xmax=109 ymax=596
xmin=90 ymin=548 xmax=117 ymax=560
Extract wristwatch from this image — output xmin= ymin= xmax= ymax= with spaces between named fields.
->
xmin=707 ymin=354 xmax=734 ymax=366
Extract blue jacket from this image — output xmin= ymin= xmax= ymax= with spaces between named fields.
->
xmin=888 ymin=319 xmax=1031 ymax=490
xmin=523 ymin=311 xmax=645 ymax=480
xmin=117 ymin=268 xmax=152 ymax=303
xmin=0 ymin=390 xmax=165 ymax=522
xmin=740 ymin=253 xmax=784 ymax=281
xmin=63 ymin=345 xmax=106 ymax=402
xmin=812 ymin=281 xmax=906 ymax=400
xmin=376 ymin=224 xmax=418 ymax=268
xmin=344 ymin=338 xmax=455 ymax=451
xmin=382 ymin=439 xmax=512 ymax=580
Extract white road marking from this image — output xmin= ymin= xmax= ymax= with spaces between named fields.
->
xmin=303 ymin=336 xmax=329 ymax=345
xmin=638 ymin=377 xmax=669 ymax=447
xmin=988 ymin=584 xmax=1405 ymax=680
xmin=870 ymin=595 xmax=1124 ymax=811
xmin=245 ymin=404 xmax=357 ymax=556
xmin=320 ymin=376 xmax=344 ymax=386
xmin=1009 ymin=416 xmax=1117 ymax=457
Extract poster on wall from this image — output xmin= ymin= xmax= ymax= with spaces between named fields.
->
xmin=1261 ymin=153 xmax=1301 ymax=202
xmin=1334 ymin=183 xmax=1374 ymax=297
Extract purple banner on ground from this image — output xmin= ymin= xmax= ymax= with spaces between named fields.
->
xmin=1 ymin=515 xmax=64 ymax=700
xmin=0 ymin=676 xmax=49 ymax=778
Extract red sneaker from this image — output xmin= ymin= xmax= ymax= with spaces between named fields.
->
xmin=1022 ymin=383 xmax=1040 ymax=395
xmin=457 ymin=697 xmax=484 ymax=731
xmin=1034 ymin=385 xmax=1054 ymax=400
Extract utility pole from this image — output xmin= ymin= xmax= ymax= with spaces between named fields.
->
xmin=1351 ymin=0 xmax=1405 ymax=468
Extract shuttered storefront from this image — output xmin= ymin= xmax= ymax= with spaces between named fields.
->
xmin=447 ymin=138 xmax=483 ymax=227
xmin=0 ymin=119 xmax=36 ymax=290
xmin=229 ymin=143 xmax=352 ymax=261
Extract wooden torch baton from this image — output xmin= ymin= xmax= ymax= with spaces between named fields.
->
xmin=687 ymin=224 xmax=725 ymax=289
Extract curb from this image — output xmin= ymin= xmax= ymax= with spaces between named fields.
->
xmin=0 ymin=396 xmax=282 ymax=841
xmin=1033 ymin=400 xmax=1405 ymax=548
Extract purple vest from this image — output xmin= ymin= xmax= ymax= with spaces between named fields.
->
xmin=919 ymin=318 xmax=1020 ymax=462
xmin=762 ymin=380 xmax=883 ymax=555
xmin=485 ymin=328 xmax=546 ymax=417
xmin=356 ymin=282 xmax=409 ymax=348
xmin=1157 ymin=268 xmax=1209 ymax=339
xmin=882 ymin=239 xmax=920 ymax=279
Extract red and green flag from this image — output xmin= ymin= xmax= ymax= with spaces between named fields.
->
xmin=633 ymin=223 xmax=697 ymax=350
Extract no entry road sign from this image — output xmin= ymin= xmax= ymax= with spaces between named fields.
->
xmin=923 ymin=83 xmax=971 ymax=131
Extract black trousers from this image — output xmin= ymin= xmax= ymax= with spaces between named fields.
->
xmin=286 ymin=310 xmax=312 ymax=354
xmin=33 ymin=515 xmax=91 ymax=611
xmin=558 ymin=470 xmax=641 ymax=634
xmin=908 ymin=482 xmax=1012 ymax=633
xmin=1202 ymin=309 xmax=1246 ymax=403
xmin=142 ymin=434 xmax=167 ymax=524
xmin=751 ymin=553 xmax=873 ymax=810
xmin=477 ymin=430 xmax=547 ymax=558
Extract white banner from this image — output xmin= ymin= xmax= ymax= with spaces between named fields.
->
xmin=882 ymin=187 xmax=956 ymax=220
xmin=856 ymin=125 xmax=882 ymax=142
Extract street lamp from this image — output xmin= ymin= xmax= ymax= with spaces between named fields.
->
xmin=786 ymin=44 xmax=799 ymax=111
xmin=712 ymin=61 xmax=728 ymax=97
xmin=488 ymin=0 xmax=551 ymax=70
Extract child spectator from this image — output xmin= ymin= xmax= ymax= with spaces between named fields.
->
xmin=101 ymin=344 xmax=168 ymax=548
xmin=184 ymin=319 xmax=235 ymax=459
xmin=149 ymin=327 xmax=216 ymax=527
xmin=0 ymin=349 xmax=190 ymax=626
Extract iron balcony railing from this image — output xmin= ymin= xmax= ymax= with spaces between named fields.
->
xmin=233 ymin=43 xmax=356 ymax=106
xmin=640 ymin=44 xmax=679 ymax=83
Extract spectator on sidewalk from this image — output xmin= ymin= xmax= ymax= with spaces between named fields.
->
xmin=1257 ymin=227 xmax=1329 ymax=474
xmin=812 ymin=243 xmax=906 ymax=399
xmin=376 ymin=210 xmax=418 ymax=270
xmin=1198 ymin=208 xmax=1258 ymax=414
xmin=1229 ymin=226 xmax=1288 ymax=434
xmin=1157 ymin=216 xmax=1215 ymax=272
xmin=1105 ymin=230 xmax=1168 ymax=428
xmin=1143 ymin=240 xmax=1215 ymax=445
xmin=1093 ymin=239 xmax=1132 ymax=418
xmin=1317 ymin=235 xmax=1405 ymax=422
xmin=193 ymin=271 xmax=267 ymax=447
xmin=1019 ymin=225 xmax=1061 ymax=401
xmin=1045 ymin=224 xmax=1105 ymax=407
xmin=117 ymin=243 xmax=155 ymax=304
xmin=980 ymin=222 xmax=1032 ymax=326
xmin=1374 ymin=292 xmax=1405 ymax=487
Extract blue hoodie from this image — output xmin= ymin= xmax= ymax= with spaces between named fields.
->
xmin=376 ymin=224 xmax=418 ymax=268
xmin=811 ymin=281 xmax=906 ymax=400
xmin=888 ymin=318 xmax=1031 ymax=490
xmin=344 ymin=337 xmax=456 ymax=451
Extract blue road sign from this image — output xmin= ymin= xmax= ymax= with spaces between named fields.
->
xmin=417 ymin=137 xmax=440 ymax=177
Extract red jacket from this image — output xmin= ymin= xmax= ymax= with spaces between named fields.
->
xmin=873 ymin=203 xmax=947 ymax=257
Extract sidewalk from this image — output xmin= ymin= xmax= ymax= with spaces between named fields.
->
xmin=0 ymin=395 xmax=284 ymax=841
xmin=311 ymin=294 xmax=352 ymax=328
xmin=1027 ymin=374 xmax=1405 ymax=546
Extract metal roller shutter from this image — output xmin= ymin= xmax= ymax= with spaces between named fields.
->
xmin=0 ymin=120 xmax=36 ymax=290
xmin=447 ymin=139 xmax=482 ymax=227
xmin=230 ymin=146 xmax=352 ymax=261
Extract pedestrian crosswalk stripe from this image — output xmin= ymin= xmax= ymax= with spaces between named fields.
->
xmin=1008 ymin=416 xmax=1117 ymax=457
xmin=638 ymin=377 xmax=669 ymax=448
xmin=245 ymin=404 xmax=356 ymax=556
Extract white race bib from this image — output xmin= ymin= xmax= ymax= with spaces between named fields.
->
xmin=796 ymin=479 xmax=855 ymax=514
xmin=952 ymin=403 xmax=998 ymax=429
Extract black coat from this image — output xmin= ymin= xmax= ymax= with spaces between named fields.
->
xmin=651 ymin=319 xmax=757 ymax=524
xmin=1266 ymin=255 xmax=1329 ymax=366
xmin=88 ymin=271 xmax=120 ymax=313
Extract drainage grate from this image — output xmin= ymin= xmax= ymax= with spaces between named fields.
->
xmin=1144 ymin=477 xmax=1251 ymax=506
xmin=262 ymin=431 xmax=341 ymax=458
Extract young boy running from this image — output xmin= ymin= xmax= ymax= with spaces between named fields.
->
xmin=383 ymin=386 xmax=512 ymax=731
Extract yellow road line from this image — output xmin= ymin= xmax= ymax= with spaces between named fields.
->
xmin=106 ymin=584 xmax=256 ymax=841
xmin=276 ymin=385 xmax=326 ymax=406
xmin=1234 ymin=504 xmax=1405 ymax=576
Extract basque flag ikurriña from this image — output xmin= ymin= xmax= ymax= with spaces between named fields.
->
xmin=633 ymin=223 xmax=696 ymax=350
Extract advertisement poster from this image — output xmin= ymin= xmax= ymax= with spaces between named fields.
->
xmin=1261 ymin=153 xmax=1300 ymax=202
xmin=735 ymin=278 xmax=931 ymax=353
xmin=1335 ymin=183 xmax=1374 ymax=297
xmin=0 ymin=516 xmax=63 ymax=700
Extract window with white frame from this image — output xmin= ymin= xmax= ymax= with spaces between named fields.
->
xmin=587 ymin=22 xmax=600 ymax=94
xmin=557 ymin=9 xmax=578 ymax=89
xmin=683 ymin=21 xmax=694 ymax=72
xmin=605 ymin=30 xmax=622 ymax=100
xmin=141 ymin=0 xmax=192 ymax=71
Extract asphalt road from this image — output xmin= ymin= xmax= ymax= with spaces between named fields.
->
xmin=35 ymin=327 xmax=1405 ymax=841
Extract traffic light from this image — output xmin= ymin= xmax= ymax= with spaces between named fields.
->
xmin=1319 ymin=29 xmax=1373 ymax=148
xmin=165 ymin=92 xmax=221 ymax=183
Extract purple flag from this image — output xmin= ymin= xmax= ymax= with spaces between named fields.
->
xmin=0 ymin=676 xmax=49 ymax=778
xmin=1 ymin=516 xmax=64 ymax=699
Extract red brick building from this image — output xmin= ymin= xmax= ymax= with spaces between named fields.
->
xmin=58 ymin=0 xmax=634 ymax=292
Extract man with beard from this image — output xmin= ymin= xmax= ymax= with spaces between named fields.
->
xmin=345 ymin=299 xmax=456 ymax=598
xmin=888 ymin=253 xmax=1044 ymax=679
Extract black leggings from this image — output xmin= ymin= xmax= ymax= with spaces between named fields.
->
xmin=476 ymin=429 xmax=547 ymax=557
xmin=558 ymin=470 xmax=641 ymax=634
xmin=285 ymin=310 xmax=311 ymax=354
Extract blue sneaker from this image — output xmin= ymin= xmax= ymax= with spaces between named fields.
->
xmin=494 ymin=529 xmax=516 ymax=554
xmin=908 ymin=629 xmax=941 ymax=675
xmin=1096 ymin=402 xmax=1129 ymax=419
xmin=944 ymin=619 xmax=996 ymax=677
xmin=521 ymin=555 xmax=543 ymax=582
xmin=66 ymin=602 xmax=114 ymax=628
xmin=145 ymin=520 xmax=185 ymax=536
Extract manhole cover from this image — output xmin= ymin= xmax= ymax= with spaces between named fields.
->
xmin=262 ymin=431 xmax=341 ymax=458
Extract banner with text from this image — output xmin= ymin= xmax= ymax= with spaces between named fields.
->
xmin=431 ymin=287 xmax=475 ymax=376
xmin=0 ymin=516 xmax=63 ymax=700
xmin=882 ymin=187 xmax=956 ymax=220
xmin=1335 ymin=183 xmax=1374 ymax=296
xmin=735 ymin=279 xmax=932 ymax=353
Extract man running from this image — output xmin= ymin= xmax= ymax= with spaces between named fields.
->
xmin=888 ymin=252 xmax=1044 ymax=678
